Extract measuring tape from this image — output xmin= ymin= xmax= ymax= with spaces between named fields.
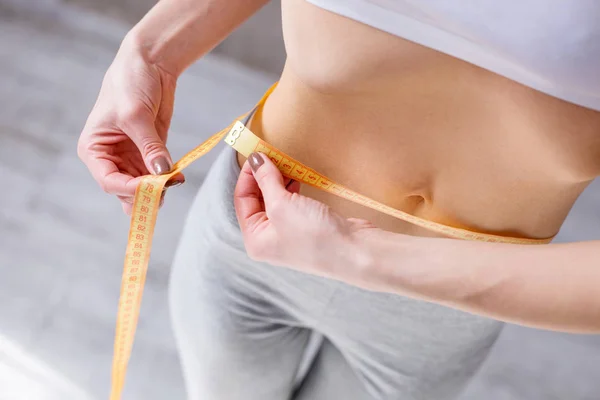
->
xmin=108 ymin=82 xmax=554 ymax=399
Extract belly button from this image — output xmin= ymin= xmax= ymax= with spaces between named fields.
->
xmin=408 ymin=194 xmax=429 ymax=209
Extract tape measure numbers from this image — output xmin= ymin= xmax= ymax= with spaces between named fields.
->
xmin=109 ymin=83 xmax=553 ymax=400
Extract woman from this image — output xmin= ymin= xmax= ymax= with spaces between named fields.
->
xmin=78 ymin=0 xmax=600 ymax=399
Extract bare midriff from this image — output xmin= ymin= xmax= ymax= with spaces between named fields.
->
xmin=238 ymin=0 xmax=600 ymax=240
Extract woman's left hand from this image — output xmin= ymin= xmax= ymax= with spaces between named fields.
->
xmin=234 ymin=152 xmax=379 ymax=285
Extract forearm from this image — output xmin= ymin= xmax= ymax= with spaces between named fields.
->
xmin=362 ymin=230 xmax=600 ymax=333
xmin=123 ymin=0 xmax=269 ymax=76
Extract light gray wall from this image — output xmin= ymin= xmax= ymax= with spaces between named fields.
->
xmin=62 ymin=0 xmax=286 ymax=74
xmin=213 ymin=1 xmax=285 ymax=75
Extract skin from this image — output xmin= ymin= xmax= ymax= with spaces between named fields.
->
xmin=78 ymin=0 xmax=269 ymax=213
xmin=79 ymin=0 xmax=600 ymax=332
xmin=236 ymin=153 xmax=600 ymax=334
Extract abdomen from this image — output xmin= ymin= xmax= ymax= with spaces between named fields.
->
xmin=248 ymin=0 xmax=600 ymax=241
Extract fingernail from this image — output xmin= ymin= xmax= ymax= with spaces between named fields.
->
xmin=165 ymin=178 xmax=185 ymax=188
xmin=152 ymin=157 xmax=171 ymax=175
xmin=248 ymin=153 xmax=264 ymax=173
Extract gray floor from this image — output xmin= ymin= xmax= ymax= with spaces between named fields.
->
xmin=1 ymin=2 xmax=599 ymax=400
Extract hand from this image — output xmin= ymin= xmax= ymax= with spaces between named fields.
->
xmin=78 ymin=42 xmax=184 ymax=215
xmin=234 ymin=152 xmax=381 ymax=285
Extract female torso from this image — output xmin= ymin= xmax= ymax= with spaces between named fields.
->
xmin=240 ymin=0 xmax=600 ymax=240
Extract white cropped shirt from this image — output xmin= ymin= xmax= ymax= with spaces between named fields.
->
xmin=306 ymin=0 xmax=600 ymax=111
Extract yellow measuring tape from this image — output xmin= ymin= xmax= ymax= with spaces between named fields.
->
xmin=109 ymin=82 xmax=553 ymax=399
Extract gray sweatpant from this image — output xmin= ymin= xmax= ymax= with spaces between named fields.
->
xmin=169 ymin=147 xmax=503 ymax=400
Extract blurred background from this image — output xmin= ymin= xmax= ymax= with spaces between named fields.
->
xmin=1 ymin=1 xmax=599 ymax=399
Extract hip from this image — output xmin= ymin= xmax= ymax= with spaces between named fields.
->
xmin=173 ymin=146 xmax=505 ymax=397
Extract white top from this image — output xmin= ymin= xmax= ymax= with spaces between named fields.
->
xmin=306 ymin=0 xmax=600 ymax=111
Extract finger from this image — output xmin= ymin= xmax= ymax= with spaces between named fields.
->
xmin=88 ymin=156 xmax=142 ymax=196
xmin=234 ymin=160 xmax=268 ymax=234
xmin=122 ymin=108 xmax=173 ymax=175
xmin=285 ymin=179 xmax=301 ymax=194
xmin=121 ymin=201 xmax=133 ymax=216
xmin=165 ymin=173 xmax=185 ymax=188
xmin=247 ymin=152 xmax=289 ymax=203
xmin=346 ymin=217 xmax=377 ymax=230
xmin=117 ymin=195 xmax=133 ymax=204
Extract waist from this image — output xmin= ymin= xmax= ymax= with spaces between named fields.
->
xmin=238 ymin=67 xmax=598 ymax=240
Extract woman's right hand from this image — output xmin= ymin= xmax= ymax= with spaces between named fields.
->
xmin=78 ymin=43 xmax=184 ymax=215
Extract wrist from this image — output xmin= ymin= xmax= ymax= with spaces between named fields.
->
xmin=119 ymin=0 xmax=269 ymax=79
xmin=339 ymin=228 xmax=378 ymax=288
xmin=362 ymin=229 xmax=428 ymax=293
xmin=120 ymin=29 xmax=183 ymax=79
xmin=351 ymin=229 xmax=476 ymax=301
xmin=342 ymin=228 xmax=423 ymax=292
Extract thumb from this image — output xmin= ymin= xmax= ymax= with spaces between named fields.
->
xmin=126 ymin=115 xmax=173 ymax=175
xmin=248 ymin=152 xmax=288 ymax=202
